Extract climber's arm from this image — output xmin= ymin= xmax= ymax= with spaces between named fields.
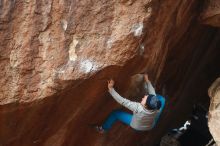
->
xmin=108 ymin=88 xmax=140 ymax=113
xmin=143 ymin=74 xmax=156 ymax=96
xmin=108 ymin=79 xmax=140 ymax=113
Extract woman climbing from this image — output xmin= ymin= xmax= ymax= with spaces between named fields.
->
xmin=96 ymin=74 xmax=163 ymax=133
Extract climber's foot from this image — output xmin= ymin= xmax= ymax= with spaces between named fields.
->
xmin=95 ymin=126 xmax=106 ymax=134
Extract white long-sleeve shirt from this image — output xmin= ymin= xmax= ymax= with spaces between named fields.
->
xmin=108 ymin=81 xmax=159 ymax=131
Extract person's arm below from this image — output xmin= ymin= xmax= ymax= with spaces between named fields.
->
xmin=108 ymin=80 xmax=140 ymax=113
xmin=143 ymin=74 xmax=156 ymax=96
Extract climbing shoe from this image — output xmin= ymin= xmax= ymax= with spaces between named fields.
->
xmin=95 ymin=126 xmax=105 ymax=134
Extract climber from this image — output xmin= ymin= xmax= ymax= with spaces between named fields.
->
xmin=96 ymin=74 xmax=164 ymax=133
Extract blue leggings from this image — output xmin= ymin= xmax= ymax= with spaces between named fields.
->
xmin=102 ymin=109 xmax=133 ymax=131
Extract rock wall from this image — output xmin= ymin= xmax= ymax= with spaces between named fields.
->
xmin=208 ymin=78 xmax=220 ymax=146
xmin=0 ymin=0 xmax=220 ymax=146
xmin=0 ymin=0 xmax=148 ymax=104
xmin=201 ymin=0 xmax=220 ymax=27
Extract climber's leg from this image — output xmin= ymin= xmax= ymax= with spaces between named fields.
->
xmin=102 ymin=109 xmax=132 ymax=131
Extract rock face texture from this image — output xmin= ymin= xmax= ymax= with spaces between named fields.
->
xmin=201 ymin=0 xmax=220 ymax=27
xmin=208 ymin=78 xmax=220 ymax=146
xmin=0 ymin=0 xmax=220 ymax=146
xmin=0 ymin=0 xmax=147 ymax=104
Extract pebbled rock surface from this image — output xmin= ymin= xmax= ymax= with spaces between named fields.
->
xmin=0 ymin=0 xmax=150 ymax=104
xmin=0 ymin=0 xmax=220 ymax=146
